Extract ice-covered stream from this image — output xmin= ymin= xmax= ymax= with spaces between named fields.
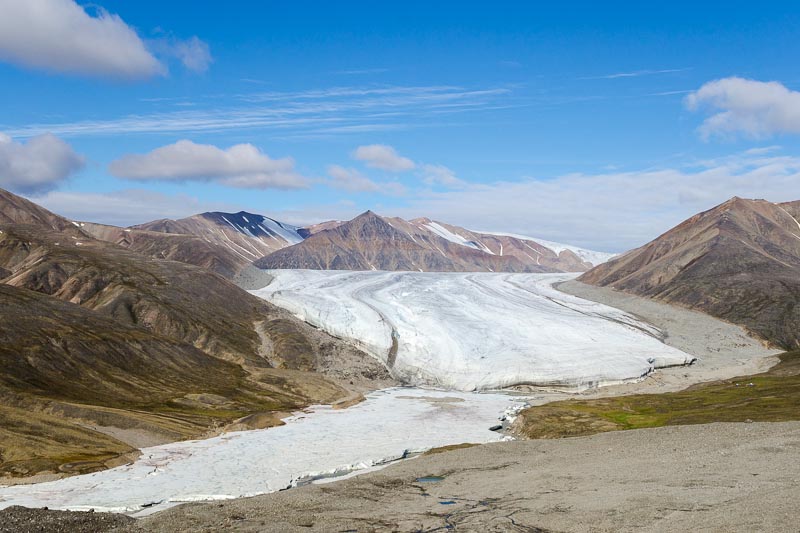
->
xmin=0 ymin=388 xmax=523 ymax=514
xmin=252 ymin=271 xmax=695 ymax=390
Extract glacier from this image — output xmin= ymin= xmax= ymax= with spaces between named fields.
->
xmin=0 ymin=388 xmax=522 ymax=514
xmin=252 ymin=271 xmax=695 ymax=391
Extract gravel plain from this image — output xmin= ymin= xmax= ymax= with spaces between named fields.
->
xmin=132 ymin=421 xmax=800 ymax=532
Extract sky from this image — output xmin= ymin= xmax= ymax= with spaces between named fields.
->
xmin=2 ymin=0 xmax=800 ymax=251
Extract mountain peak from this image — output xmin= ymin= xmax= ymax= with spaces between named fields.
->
xmin=355 ymin=209 xmax=381 ymax=219
xmin=0 ymin=187 xmax=83 ymax=235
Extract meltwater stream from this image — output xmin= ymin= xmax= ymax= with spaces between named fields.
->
xmin=0 ymin=388 xmax=525 ymax=515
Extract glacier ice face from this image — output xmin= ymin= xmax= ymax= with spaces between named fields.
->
xmin=252 ymin=271 xmax=695 ymax=391
xmin=0 ymin=389 xmax=520 ymax=514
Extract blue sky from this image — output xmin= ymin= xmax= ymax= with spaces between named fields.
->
xmin=2 ymin=1 xmax=800 ymax=251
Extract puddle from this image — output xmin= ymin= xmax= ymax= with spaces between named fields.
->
xmin=416 ymin=476 xmax=445 ymax=483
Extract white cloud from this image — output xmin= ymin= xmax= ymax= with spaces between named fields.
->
xmin=0 ymin=0 xmax=161 ymax=78
xmin=397 ymin=149 xmax=800 ymax=252
xmin=686 ymin=77 xmax=800 ymax=139
xmin=420 ymin=164 xmax=465 ymax=188
xmin=334 ymin=68 xmax=389 ymax=75
xmin=7 ymin=85 xmax=509 ymax=138
xmin=0 ymin=133 xmax=84 ymax=194
xmin=352 ymin=144 xmax=415 ymax=172
xmin=148 ymin=35 xmax=212 ymax=73
xmin=28 ymin=189 xmax=240 ymax=227
xmin=327 ymin=165 xmax=379 ymax=192
xmin=0 ymin=0 xmax=210 ymax=79
xmin=109 ymin=140 xmax=308 ymax=189
xmin=580 ymin=68 xmax=688 ymax=80
xmin=327 ymin=165 xmax=406 ymax=196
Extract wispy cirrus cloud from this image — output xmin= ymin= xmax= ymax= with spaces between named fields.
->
xmin=649 ymin=89 xmax=693 ymax=97
xmin=579 ymin=68 xmax=689 ymax=80
xmin=2 ymin=85 xmax=512 ymax=138
xmin=333 ymin=68 xmax=390 ymax=75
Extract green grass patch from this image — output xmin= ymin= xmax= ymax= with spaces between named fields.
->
xmin=516 ymin=350 xmax=800 ymax=439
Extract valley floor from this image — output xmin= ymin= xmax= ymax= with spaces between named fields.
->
xmin=0 ymin=279 xmax=790 ymax=531
xmin=130 ymin=421 xmax=800 ymax=532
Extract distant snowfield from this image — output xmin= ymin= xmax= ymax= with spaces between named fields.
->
xmin=474 ymin=230 xmax=618 ymax=265
xmin=253 ymin=271 xmax=695 ymax=391
xmin=0 ymin=389 xmax=521 ymax=514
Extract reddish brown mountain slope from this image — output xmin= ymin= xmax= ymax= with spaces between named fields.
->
xmin=579 ymin=197 xmax=800 ymax=349
xmin=81 ymin=222 xmax=243 ymax=278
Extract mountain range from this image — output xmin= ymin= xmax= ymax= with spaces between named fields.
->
xmin=80 ymin=206 xmax=614 ymax=277
xmin=255 ymin=211 xmax=614 ymax=272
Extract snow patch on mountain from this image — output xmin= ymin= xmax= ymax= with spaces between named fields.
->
xmin=422 ymin=222 xmax=495 ymax=255
xmin=212 ymin=212 xmax=304 ymax=245
xmin=477 ymin=231 xmax=616 ymax=265
xmin=258 ymin=216 xmax=304 ymax=245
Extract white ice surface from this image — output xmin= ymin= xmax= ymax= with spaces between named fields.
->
xmin=0 ymin=389 xmax=521 ymax=514
xmin=253 ymin=271 xmax=695 ymax=391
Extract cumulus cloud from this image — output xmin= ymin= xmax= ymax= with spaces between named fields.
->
xmin=327 ymin=164 xmax=406 ymax=195
xmin=420 ymin=164 xmax=465 ymax=188
xmin=327 ymin=165 xmax=379 ymax=192
xmin=0 ymin=133 xmax=84 ymax=194
xmin=398 ymin=150 xmax=800 ymax=252
xmin=109 ymin=140 xmax=308 ymax=189
xmin=0 ymin=0 xmax=210 ymax=79
xmin=352 ymin=144 xmax=415 ymax=172
xmin=686 ymin=77 xmax=800 ymax=139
